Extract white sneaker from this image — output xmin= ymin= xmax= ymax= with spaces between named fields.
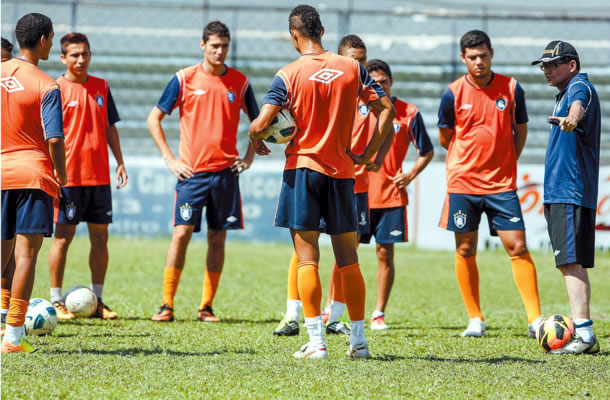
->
xmin=293 ymin=342 xmax=328 ymax=360
xmin=347 ymin=342 xmax=371 ymax=359
xmin=528 ymin=316 xmax=543 ymax=339
xmin=462 ymin=317 xmax=486 ymax=337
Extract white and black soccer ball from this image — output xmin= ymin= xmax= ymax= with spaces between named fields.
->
xmin=65 ymin=286 xmax=98 ymax=317
xmin=261 ymin=109 xmax=298 ymax=144
xmin=25 ymin=298 xmax=58 ymax=336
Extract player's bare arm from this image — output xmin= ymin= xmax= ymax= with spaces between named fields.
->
xmin=549 ymin=100 xmax=584 ymax=133
xmin=231 ymin=142 xmax=256 ymax=175
xmin=147 ymin=106 xmax=193 ymax=180
xmin=107 ymin=124 xmax=128 ymax=188
xmin=393 ymin=150 xmax=434 ymax=189
xmin=513 ymin=122 xmax=528 ymax=160
xmin=249 ymin=103 xmax=281 ymax=156
xmin=366 ymin=122 xmax=394 ymax=172
xmin=350 ymin=96 xmax=395 ymax=165
xmin=48 ymin=137 xmax=67 ymax=186
xmin=439 ymin=127 xmax=454 ymax=149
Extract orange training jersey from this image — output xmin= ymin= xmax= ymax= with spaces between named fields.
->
xmin=57 ymin=75 xmax=112 ymax=186
xmin=264 ymin=51 xmax=383 ymax=179
xmin=443 ymin=73 xmax=518 ymax=194
xmin=1 ymin=58 xmax=63 ymax=197
xmin=352 ymin=99 xmax=376 ymax=193
xmin=157 ymin=64 xmax=255 ymax=173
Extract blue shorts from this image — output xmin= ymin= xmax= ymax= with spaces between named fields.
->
xmin=174 ymin=168 xmax=243 ymax=232
xmin=354 ymin=192 xmax=370 ymax=236
xmin=1 ymin=189 xmax=54 ymax=240
xmin=55 ymin=185 xmax=112 ymax=225
xmin=439 ymin=191 xmax=525 ymax=236
xmin=274 ymin=168 xmax=356 ymax=235
xmin=359 ymin=206 xmax=407 ymax=244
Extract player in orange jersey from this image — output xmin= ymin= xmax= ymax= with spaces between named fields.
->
xmin=1 ymin=13 xmax=67 ymax=353
xmin=360 ymin=59 xmax=434 ymax=331
xmin=47 ymin=33 xmax=128 ymax=321
xmin=149 ymin=21 xmax=259 ymax=323
xmin=251 ymin=5 xmax=395 ymax=359
xmin=438 ymin=30 xmax=542 ymax=338
xmin=1 ymin=37 xmax=13 ymax=61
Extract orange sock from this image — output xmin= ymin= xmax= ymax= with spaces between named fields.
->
xmin=1 ymin=288 xmax=10 ymax=310
xmin=6 ymin=298 xmax=28 ymax=326
xmin=161 ymin=267 xmax=182 ymax=309
xmin=297 ymin=262 xmax=321 ymax=318
xmin=200 ymin=269 xmax=221 ymax=310
xmin=455 ymin=254 xmax=483 ymax=320
xmin=339 ymin=263 xmax=366 ymax=321
xmin=287 ymin=252 xmax=300 ymax=301
xmin=331 ymin=263 xmax=345 ymax=303
xmin=511 ymin=253 xmax=541 ymax=323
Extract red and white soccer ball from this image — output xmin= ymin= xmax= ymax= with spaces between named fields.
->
xmin=261 ymin=109 xmax=298 ymax=144
xmin=65 ymin=287 xmax=98 ymax=317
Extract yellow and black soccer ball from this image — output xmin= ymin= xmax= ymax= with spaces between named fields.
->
xmin=536 ymin=315 xmax=575 ymax=352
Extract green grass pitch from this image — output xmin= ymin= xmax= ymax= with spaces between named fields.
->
xmin=2 ymin=237 xmax=609 ymax=399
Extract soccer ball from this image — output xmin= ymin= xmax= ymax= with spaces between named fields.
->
xmin=25 ymin=298 xmax=58 ymax=336
xmin=261 ymin=109 xmax=297 ymax=144
xmin=65 ymin=286 xmax=98 ymax=317
xmin=536 ymin=314 xmax=575 ymax=352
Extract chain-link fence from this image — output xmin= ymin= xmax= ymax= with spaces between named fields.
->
xmin=3 ymin=0 xmax=610 ymax=163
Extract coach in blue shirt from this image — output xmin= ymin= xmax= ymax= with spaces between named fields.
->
xmin=532 ymin=40 xmax=601 ymax=354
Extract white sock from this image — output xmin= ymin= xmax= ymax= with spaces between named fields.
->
xmin=573 ymin=319 xmax=594 ymax=342
xmin=0 ymin=308 xmax=8 ymax=316
xmin=286 ymin=299 xmax=301 ymax=321
xmin=350 ymin=320 xmax=366 ymax=347
xmin=91 ymin=283 xmax=104 ymax=300
xmin=304 ymin=316 xmax=326 ymax=346
xmin=372 ymin=310 xmax=384 ymax=319
xmin=328 ymin=301 xmax=345 ymax=324
xmin=50 ymin=287 xmax=63 ymax=303
xmin=4 ymin=324 xmax=25 ymax=345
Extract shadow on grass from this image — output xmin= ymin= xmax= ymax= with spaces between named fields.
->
xmin=48 ymin=347 xmax=256 ymax=357
xmin=374 ymin=354 xmax=545 ymax=364
xmin=208 ymin=318 xmax=280 ymax=325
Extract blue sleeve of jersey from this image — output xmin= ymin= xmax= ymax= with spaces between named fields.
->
xmin=263 ymin=75 xmax=288 ymax=106
xmin=411 ymin=112 xmax=434 ymax=155
xmin=567 ymin=81 xmax=592 ymax=112
xmin=156 ymin=75 xmax=181 ymax=115
xmin=41 ymin=89 xmax=64 ymax=139
xmin=107 ymin=88 xmax=120 ymax=125
xmin=514 ymin=82 xmax=528 ymax=124
xmin=437 ymin=88 xmax=455 ymax=129
xmin=243 ymin=83 xmax=260 ymax=121
xmin=360 ymin=66 xmax=386 ymax=99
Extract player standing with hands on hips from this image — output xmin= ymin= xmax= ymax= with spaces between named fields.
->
xmin=532 ymin=41 xmax=601 ymax=354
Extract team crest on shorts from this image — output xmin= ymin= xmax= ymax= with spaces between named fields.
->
xmin=96 ymin=96 xmax=104 ymax=107
xmin=393 ymin=122 xmax=401 ymax=133
xmin=495 ymin=97 xmax=507 ymax=111
xmin=453 ymin=210 xmax=467 ymax=229
xmin=359 ymin=212 xmax=367 ymax=226
xmin=227 ymin=91 xmax=236 ymax=103
xmin=66 ymin=203 xmax=77 ymax=220
xmin=358 ymin=104 xmax=370 ymax=117
xmin=180 ymin=203 xmax=193 ymax=221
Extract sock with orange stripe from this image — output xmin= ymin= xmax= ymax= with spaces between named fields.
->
xmin=286 ymin=252 xmax=301 ymax=321
xmin=161 ymin=267 xmax=182 ymax=309
xmin=510 ymin=253 xmax=542 ymax=323
xmin=5 ymin=298 xmax=28 ymax=345
xmin=455 ymin=254 xmax=483 ymax=320
xmin=200 ymin=269 xmax=221 ymax=310
xmin=328 ymin=263 xmax=345 ymax=324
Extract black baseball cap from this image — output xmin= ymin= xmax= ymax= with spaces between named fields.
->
xmin=531 ymin=40 xmax=579 ymax=65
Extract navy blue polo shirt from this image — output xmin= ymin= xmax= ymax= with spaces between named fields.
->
xmin=544 ymin=73 xmax=601 ymax=210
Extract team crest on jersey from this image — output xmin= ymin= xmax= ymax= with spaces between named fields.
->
xmin=309 ymin=68 xmax=344 ymax=84
xmin=393 ymin=122 xmax=401 ymax=133
xmin=96 ymin=96 xmax=104 ymax=108
xmin=227 ymin=91 xmax=236 ymax=103
xmin=180 ymin=203 xmax=193 ymax=221
xmin=495 ymin=97 xmax=507 ymax=111
xmin=358 ymin=104 xmax=370 ymax=117
xmin=1 ymin=77 xmax=24 ymax=93
xmin=65 ymin=203 xmax=77 ymax=220
xmin=453 ymin=210 xmax=467 ymax=229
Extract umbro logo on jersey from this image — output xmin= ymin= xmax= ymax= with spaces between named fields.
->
xmin=309 ymin=68 xmax=344 ymax=84
xmin=194 ymin=89 xmax=208 ymax=96
xmin=1 ymin=77 xmax=24 ymax=93
xmin=67 ymin=100 xmax=79 ymax=107
xmin=460 ymin=104 xmax=473 ymax=110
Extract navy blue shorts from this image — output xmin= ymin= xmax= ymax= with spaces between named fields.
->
xmin=439 ymin=191 xmax=525 ymax=236
xmin=274 ymin=168 xmax=356 ymax=235
xmin=1 ymin=189 xmax=54 ymax=240
xmin=55 ymin=185 xmax=112 ymax=225
xmin=359 ymin=206 xmax=407 ymax=244
xmin=544 ymin=204 xmax=595 ymax=268
xmin=354 ymin=192 xmax=370 ymax=236
xmin=174 ymin=168 xmax=243 ymax=232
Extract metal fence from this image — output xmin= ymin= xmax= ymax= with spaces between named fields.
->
xmin=2 ymin=0 xmax=610 ymax=163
